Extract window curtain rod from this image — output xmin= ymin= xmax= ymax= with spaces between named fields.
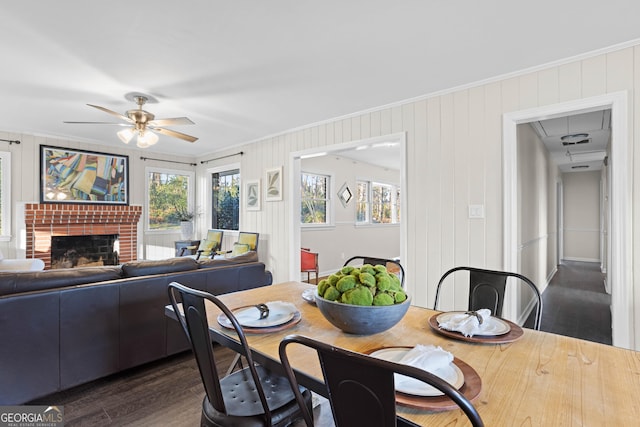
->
xmin=200 ymin=151 xmax=244 ymax=164
xmin=0 ymin=138 xmax=20 ymax=145
xmin=140 ymin=156 xmax=197 ymax=166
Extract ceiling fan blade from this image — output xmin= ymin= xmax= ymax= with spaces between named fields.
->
xmin=63 ymin=121 xmax=131 ymax=126
xmin=148 ymin=117 xmax=194 ymax=127
xmin=151 ymin=127 xmax=198 ymax=143
xmin=87 ymin=104 xmax=133 ymax=123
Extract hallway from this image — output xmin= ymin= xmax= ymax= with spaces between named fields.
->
xmin=538 ymin=260 xmax=611 ymax=345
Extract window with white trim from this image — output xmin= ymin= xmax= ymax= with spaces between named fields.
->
xmin=301 ymin=172 xmax=330 ymax=224
xmin=356 ymin=180 xmax=400 ymax=224
xmin=145 ymin=167 xmax=195 ymax=232
xmin=356 ymin=181 xmax=369 ymax=223
xmin=211 ymin=168 xmax=240 ymax=231
xmin=0 ymin=151 xmax=11 ymax=240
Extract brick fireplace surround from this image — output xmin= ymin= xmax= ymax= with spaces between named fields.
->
xmin=24 ymin=204 xmax=142 ymax=269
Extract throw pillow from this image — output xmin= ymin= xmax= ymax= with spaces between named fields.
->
xmin=231 ymin=243 xmax=250 ymax=257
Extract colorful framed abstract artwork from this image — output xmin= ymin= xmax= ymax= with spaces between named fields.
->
xmin=40 ymin=145 xmax=129 ymax=205
xmin=265 ymin=166 xmax=283 ymax=201
xmin=245 ymin=179 xmax=261 ymax=211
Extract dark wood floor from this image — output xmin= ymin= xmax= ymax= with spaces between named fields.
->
xmin=30 ymin=260 xmax=609 ymax=425
xmin=537 ymin=260 xmax=611 ymax=345
xmin=30 ymin=345 xmax=334 ymax=426
xmin=30 ymin=350 xmax=212 ymax=426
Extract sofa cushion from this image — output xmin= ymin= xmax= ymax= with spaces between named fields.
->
xmin=0 ymin=266 xmax=123 ymax=296
xmin=122 ymin=257 xmax=198 ymax=277
xmin=197 ymin=251 xmax=258 ymax=269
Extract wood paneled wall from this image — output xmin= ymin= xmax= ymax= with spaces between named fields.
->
xmin=195 ymin=46 xmax=640 ymax=348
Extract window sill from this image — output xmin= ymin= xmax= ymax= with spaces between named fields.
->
xmin=301 ymin=224 xmax=336 ymax=231
xmin=354 ymin=222 xmax=400 ymax=228
xmin=145 ymin=229 xmax=182 ymax=235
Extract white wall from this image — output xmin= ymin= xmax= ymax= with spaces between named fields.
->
xmin=300 ymin=154 xmax=401 ymax=277
xmin=563 ymin=170 xmax=601 ymax=262
xmin=516 ymin=123 xmax=559 ymax=320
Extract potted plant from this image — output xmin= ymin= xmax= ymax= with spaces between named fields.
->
xmin=176 ymin=206 xmax=195 ymax=240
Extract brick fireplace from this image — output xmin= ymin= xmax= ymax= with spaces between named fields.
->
xmin=24 ymin=203 xmax=142 ymax=269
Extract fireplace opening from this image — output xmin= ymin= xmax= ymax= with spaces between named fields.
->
xmin=51 ymin=234 xmax=120 ymax=269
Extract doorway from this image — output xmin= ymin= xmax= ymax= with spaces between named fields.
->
xmin=503 ymin=91 xmax=632 ymax=349
xmin=287 ymin=133 xmax=408 ymax=286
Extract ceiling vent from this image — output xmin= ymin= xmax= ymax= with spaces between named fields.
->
xmin=561 ymin=132 xmax=589 ymax=142
xmin=562 ymin=138 xmax=591 ymax=146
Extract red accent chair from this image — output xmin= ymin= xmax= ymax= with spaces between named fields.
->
xmin=300 ymin=248 xmax=319 ymax=285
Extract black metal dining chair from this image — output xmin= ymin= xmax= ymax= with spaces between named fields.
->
xmin=433 ymin=266 xmax=543 ymax=330
xmin=343 ymin=255 xmax=405 ymax=288
xmin=168 ymin=282 xmax=312 ymax=427
xmin=278 ymin=334 xmax=484 ymax=427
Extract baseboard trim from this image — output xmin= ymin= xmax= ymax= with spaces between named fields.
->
xmin=562 ymin=257 xmax=600 ymax=263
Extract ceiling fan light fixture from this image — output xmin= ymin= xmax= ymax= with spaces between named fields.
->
xmin=117 ymin=128 xmax=135 ymax=144
xmin=136 ymin=130 xmax=159 ymax=148
xmin=66 ymin=94 xmax=197 ymax=147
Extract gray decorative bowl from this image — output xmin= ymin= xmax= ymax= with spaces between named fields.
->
xmin=315 ymin=294 xmax=411 ymax=335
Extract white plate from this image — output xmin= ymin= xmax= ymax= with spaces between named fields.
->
xmin=437 ymin=311 xmax=511 ymax=336
xmin=369 ymin=347 xmax=464 ymax=397
xmin=301 ymin=288 xmax=316 ymax=305
xmin=233 ymin=301 xmax=296 ymax=328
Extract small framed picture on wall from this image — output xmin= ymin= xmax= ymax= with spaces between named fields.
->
xmin=265 ymin=166 xmax=283 ymax=201
xmin=245 ymin=179 xmax=261 ymax=211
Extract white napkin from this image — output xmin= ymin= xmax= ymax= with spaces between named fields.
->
xmin=394 ymin=344 xmax=454 ymax=391
xmin=438 ymin=309 xmax=492 ymax=337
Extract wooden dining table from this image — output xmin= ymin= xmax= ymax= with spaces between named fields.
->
xmin=166 ymin=281 xmax=640 ymax=426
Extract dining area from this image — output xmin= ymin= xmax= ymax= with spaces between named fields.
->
xmin=165 ymin=277 xmax=640 ymax=426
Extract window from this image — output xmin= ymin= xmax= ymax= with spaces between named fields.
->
xmin=356 ymin=181 xmax=369 ymax=223
xmin=301 ymin=172 xmax=330 ymax=224
xmin=356 ymin=180 xmax=400 ymax=225
xmin=0 ymin=151 xmax=10 ymax=240
xmin=146 ymin=167 xmax=194 ymax=231
xmin=372 ymin=182 xmax=393 ymax=223
xmin=212 ymin=168 xmax=240 ymax=230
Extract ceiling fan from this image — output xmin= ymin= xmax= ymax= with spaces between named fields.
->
xmin=64 ymin=95 xmax=198 ymax=148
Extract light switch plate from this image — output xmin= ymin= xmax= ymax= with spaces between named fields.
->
xmin=469 ymin=204 xmax=485 ymax=219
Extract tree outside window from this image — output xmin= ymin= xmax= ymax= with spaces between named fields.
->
xmin=372 ymin=182 xmax=393 ymax=223
xmin=356 ymin=181 xmax=369 ymax=223
xmin=212 ymin=169 xmax=239 ymax=230
xmin=147 ymin=168 xmax=194 ymax=231
xmin=301 ymin=172 xmax=329 ymax=224
xmin=357 ymin=179 xmax=400 ymax=225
